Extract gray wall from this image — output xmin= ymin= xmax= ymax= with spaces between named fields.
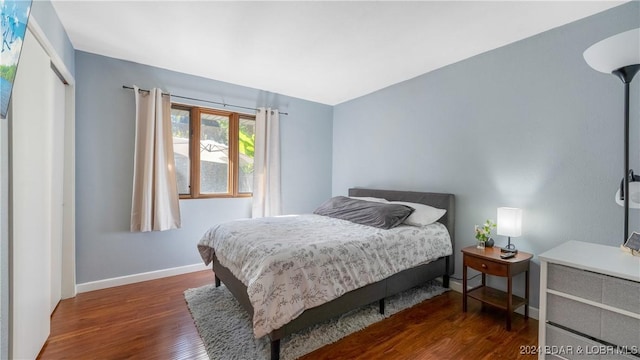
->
xmin=332 ymin=2 xmax=639 ymax=308
xmin=75 ymin=52 xmax=333 ymax=283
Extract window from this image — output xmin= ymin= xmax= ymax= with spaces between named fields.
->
xmin=171 ymin=105 xmax=255 ymax=198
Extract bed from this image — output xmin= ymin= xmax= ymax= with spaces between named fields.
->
xmin=197 ymin=188 xmax=455 ymax=360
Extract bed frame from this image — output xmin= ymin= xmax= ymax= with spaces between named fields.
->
xmin=211 ymin=188 xmax=455 ymax=360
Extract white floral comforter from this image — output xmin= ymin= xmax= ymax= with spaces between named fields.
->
xmin=197 ymin=214 xmax=452 ymax=338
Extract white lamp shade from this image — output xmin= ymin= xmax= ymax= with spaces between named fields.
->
xmin=615 ymin=182 xmax=640 ymax=209
xmin=583 ymin=28 xmax=640 ymax=73
xmin=497 ymin=207 xmax=522 ymax=237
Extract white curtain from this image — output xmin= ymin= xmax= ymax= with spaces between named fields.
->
xmin=252 ymin=107 xmax=282 ymax=218
xmin=130 ymin=86 xmax=181 ymax=232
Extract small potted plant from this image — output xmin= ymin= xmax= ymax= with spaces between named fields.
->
xmin=474 ymin=219 xmax=496 ymax=249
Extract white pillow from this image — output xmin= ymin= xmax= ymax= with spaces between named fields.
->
xmin=348 ymin=196 xmax=389 ymax=203
xmin=388 ymin=201 xmax=446 ymax=226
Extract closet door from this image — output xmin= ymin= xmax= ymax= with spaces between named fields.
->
xmin=10 ymin=29 xmax=58 ymax=360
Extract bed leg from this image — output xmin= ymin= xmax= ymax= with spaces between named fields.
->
xmin=442 ymin=274 xmax=450 ymax=288
xmin=379 ymin=299 xmax=385 ymax=315
xmin=270 ymin=339 xmax=280 ymax=360
xmin=214 ymin=274 xmax=221 ymax=288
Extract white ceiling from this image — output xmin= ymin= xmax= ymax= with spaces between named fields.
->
xmin=50 ymin=1 xmax=625 ymax=105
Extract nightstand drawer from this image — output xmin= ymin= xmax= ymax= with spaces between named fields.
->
xmin=465 ymin=255 xmax=508 ymax=276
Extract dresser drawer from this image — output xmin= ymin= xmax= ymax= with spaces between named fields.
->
xmin=546 ymin=323 xmax=640 ymax=360
xmin=547 ymin=293 xmax=601 ymax=340
xmin=548 ymin=263 xmax=604 ymax=302
xmin=546 ymin=324 xmax=601 ymax=360
xmin=602 ymin=275 xmax=640 ymax=315
xmin=464 ymin=255 xmax=508 ymax=276
xmin=601 ymin=310 xmax=640 ymax=349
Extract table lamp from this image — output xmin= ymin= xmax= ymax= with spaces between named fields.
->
xmin=497 ymin=207 xmax=522 ymax=253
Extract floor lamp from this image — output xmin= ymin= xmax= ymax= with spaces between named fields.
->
xmin=584 ymin=28 xmax=640 ymax=244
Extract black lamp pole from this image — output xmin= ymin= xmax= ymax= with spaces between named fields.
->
xmin=612 ymin=64 xmax=639 ymax=243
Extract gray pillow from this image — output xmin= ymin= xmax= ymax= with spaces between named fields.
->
xmin=314 ymin=196 xmax=414 ymax=229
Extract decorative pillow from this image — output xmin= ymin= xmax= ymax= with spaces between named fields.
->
xmin=388 ymin=201 xmax=446 ymax=226
xmin=314 ymin=196 xmax=414 ymax=229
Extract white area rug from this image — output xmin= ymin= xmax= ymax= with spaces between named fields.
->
xmin=184 ymin=280 xmax=448 ymax=360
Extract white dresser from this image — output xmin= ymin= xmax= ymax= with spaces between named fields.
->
xmin=538 ymin=241 xmax=640 ymax=360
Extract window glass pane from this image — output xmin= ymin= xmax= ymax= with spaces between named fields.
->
xmin=171 ymin=108 xmax=190 ymax=195
xmin=200 ymin=113 xmax=229 ymax=194
xmin=238 ymin=117 xmax=255 ymax=193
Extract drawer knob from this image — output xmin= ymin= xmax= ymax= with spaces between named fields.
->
xmin=481 ymin=263 xmax=487 ymax=269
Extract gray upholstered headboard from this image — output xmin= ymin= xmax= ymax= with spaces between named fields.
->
xmin=348 ymin=188 xmax=455 ymax=274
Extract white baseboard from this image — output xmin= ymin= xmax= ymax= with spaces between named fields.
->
xmin=448 ymin=279 xmax=539 ymax=320
xmin=448 ymin=278 xmax=464 ymax=293
xmin=76 ymin=263 xmax=210 ymax=293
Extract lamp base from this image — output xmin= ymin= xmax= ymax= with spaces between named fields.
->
xmin=501 ymin=236 xmax=518 ymax=253
xmin=501 ymin=243 xmax=518 ymax=254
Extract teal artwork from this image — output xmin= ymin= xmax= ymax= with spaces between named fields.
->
xmin=0 ymin=0 xmax=32 ymax=119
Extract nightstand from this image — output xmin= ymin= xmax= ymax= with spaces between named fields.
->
xmin=462 ymin=245 xmax=533 ymax=330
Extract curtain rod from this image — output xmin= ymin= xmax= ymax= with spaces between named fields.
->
xmin=122 ymin=86 xmax=288 ymax=116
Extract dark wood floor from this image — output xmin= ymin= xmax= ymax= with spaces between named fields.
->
xmin=38 ymin=270 xmax=538 ymax=359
